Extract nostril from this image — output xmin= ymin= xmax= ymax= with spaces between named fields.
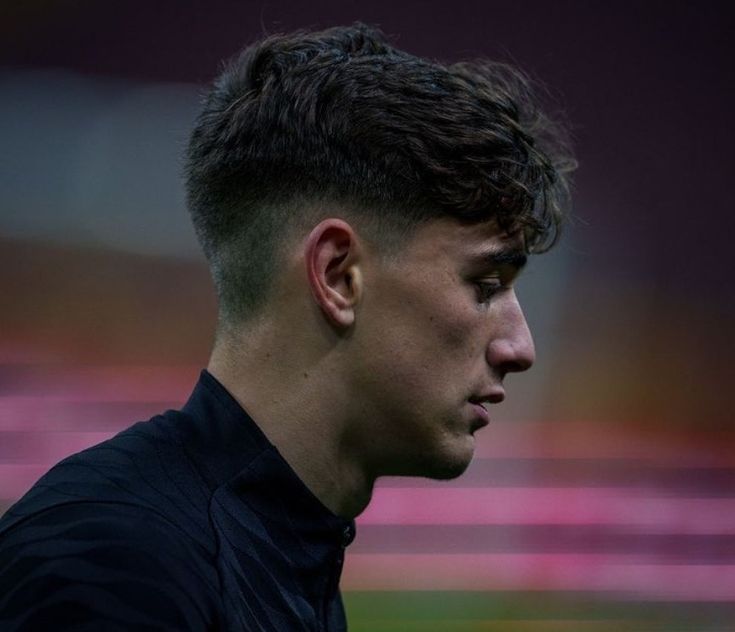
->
xmin=507 ymin=354 xmax=533 ymax=374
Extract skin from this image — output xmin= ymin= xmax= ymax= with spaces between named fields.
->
xmin=208 ymin=214 xmax=535 ymax=519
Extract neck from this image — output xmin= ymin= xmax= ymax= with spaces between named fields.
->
xmin=207 ymin=325 xmax=375 ymax=519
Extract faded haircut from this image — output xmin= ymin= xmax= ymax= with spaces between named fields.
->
xmin=185 ymin=22 xmax=575 ymax=325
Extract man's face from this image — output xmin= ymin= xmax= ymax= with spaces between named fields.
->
xmin=348 ymin=217 xmax=535 ymax=480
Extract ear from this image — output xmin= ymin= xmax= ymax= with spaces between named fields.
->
xmin=304 ymin=219 xmax=363 ymax=328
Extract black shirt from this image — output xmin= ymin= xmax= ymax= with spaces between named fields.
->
xmin=0 ymin=370 xmax=356 ymax=631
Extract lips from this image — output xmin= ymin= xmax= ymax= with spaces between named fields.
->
xmin=470 ymin=401 xmax=490 ymax=427
xmin=468 ymin=390 xmax=504 ymax=429
xmin=470 ymin=390 xmax=505 ymax=406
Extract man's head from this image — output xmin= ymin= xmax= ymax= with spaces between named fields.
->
xmin=185 ymin=23 xmax=572 ymax=325
xmin=185 ymin=23 xmax=573 ymax=483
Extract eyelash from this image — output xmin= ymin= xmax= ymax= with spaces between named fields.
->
xmin=475 ymin=280 xmax=504 ymax=304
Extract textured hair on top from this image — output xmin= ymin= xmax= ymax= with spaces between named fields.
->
xmin=185 ymin=22 xmax=575 ymax=325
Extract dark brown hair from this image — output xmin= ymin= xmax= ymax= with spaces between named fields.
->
xmin=185 ymin=23 xmax=574 ymax=324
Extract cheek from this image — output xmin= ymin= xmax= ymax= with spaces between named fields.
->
xmin=391 ymin=309 xmax=482 ymax=399
xmin=394 ymin=301 xmax=472 ymax=361
xmin=428 ymin=301 xmax=484 ymax=363
xmin=359 ymin=272 xmax=482 ymax=384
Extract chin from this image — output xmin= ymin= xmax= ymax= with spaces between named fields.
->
xmin=381 ymin=429 xmax=476 ymax=479
xmin=418 ymin=441 xmax=475 ymax=480
xmin=425 ymin=457 xmax=472 ymax=480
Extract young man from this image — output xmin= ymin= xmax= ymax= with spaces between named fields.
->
xmin=0 ymin=23 xmax=573 ymax=631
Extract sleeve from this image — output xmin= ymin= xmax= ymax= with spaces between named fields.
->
xmin=0 ymin=502 xmax=222 ymax=631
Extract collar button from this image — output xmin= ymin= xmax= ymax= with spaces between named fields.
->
xmin=341 ymin=524 xmax=355 ymax=546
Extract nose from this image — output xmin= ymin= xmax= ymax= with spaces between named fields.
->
xmin=486 ymin=290 xmax=536 ymax=376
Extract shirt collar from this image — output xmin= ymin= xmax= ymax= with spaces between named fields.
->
xmin=179 ymin=369 xmax=356 ymax=550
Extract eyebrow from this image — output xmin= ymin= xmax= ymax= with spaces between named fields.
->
xmin=477 ymin=249 xmax=528 ymax=270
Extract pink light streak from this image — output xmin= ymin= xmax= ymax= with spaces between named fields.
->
xmin=0 ymin=397 xmax=176 ymax=431
xmin=358 ymin=487 xmax=735 ymax=534
xmin=342 ymin=553 xmax=735 ymax=600
xmin=0 ymin=465 xmax=52 ymax=501
xmin=474 ymin=421 xmax=735 ymax=466
xmin=0 ymin=431 xmax=114 ymax=464
xmin=0 ymin=365 xmax=200 ymax=401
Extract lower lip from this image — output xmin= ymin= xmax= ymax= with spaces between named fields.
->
xmin=470 ymin=402 xmax=490 ymax=428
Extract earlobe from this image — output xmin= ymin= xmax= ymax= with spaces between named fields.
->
xmin=304 ymin=219 xmax=362 ymax=328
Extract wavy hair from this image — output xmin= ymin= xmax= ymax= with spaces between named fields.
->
xmin=185 ymin=23 xmax=575 ymax=323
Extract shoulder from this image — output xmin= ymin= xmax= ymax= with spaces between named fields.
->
xmin=2 ymin=411 xmax=215 ymax=547
xmin=0 ymin=410 xmax=224 ymax=631
xmin=0 ymin=501 xmax=222 ymax=631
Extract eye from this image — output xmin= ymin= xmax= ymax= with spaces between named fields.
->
xmin=474 ymin=279 xmax=504 ymax=304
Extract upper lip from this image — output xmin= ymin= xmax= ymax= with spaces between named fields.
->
xmin=469 ymin=390 xmax=505 ymax=406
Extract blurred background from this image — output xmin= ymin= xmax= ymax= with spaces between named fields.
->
xmin=1 ymin=1 xmax=734 ymax=630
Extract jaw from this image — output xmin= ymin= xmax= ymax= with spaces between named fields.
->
xmin=373 ymin=427 xmax=477 ymax=481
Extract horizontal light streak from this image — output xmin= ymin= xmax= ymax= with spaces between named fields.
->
xmin=1 ymin=362 xmax=733 ymax=466
xmin=358 ymin=488 xmax=735 ymax=534
xmin=378 ymin=459 xmax=735 ymax=494
xmin=0 ymin=431 xmax=114 ymax=463
xmin=0 ymin=397 xmax=179 ymax=431
xmin=0 ymin=464 xmax=58 ymax=500
xmin=473 ymin=422 xmax=735 ymax=466
xmin=342 ymin=554 xmax=735 ymax=600
xmin=4 ymin=430 xmax=733 ymax=495
xmin=0 ymin=364 xmax=200 ymax=401
xmin=349 ymin=525 xmax=735 ymax=560
xmin=1 ymin=395 xmax=733 ymax=467
xmin=3 ymin=468 xmax=732 ymax=541
xmin=344 ymin=620 xmax=644 ymax=631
